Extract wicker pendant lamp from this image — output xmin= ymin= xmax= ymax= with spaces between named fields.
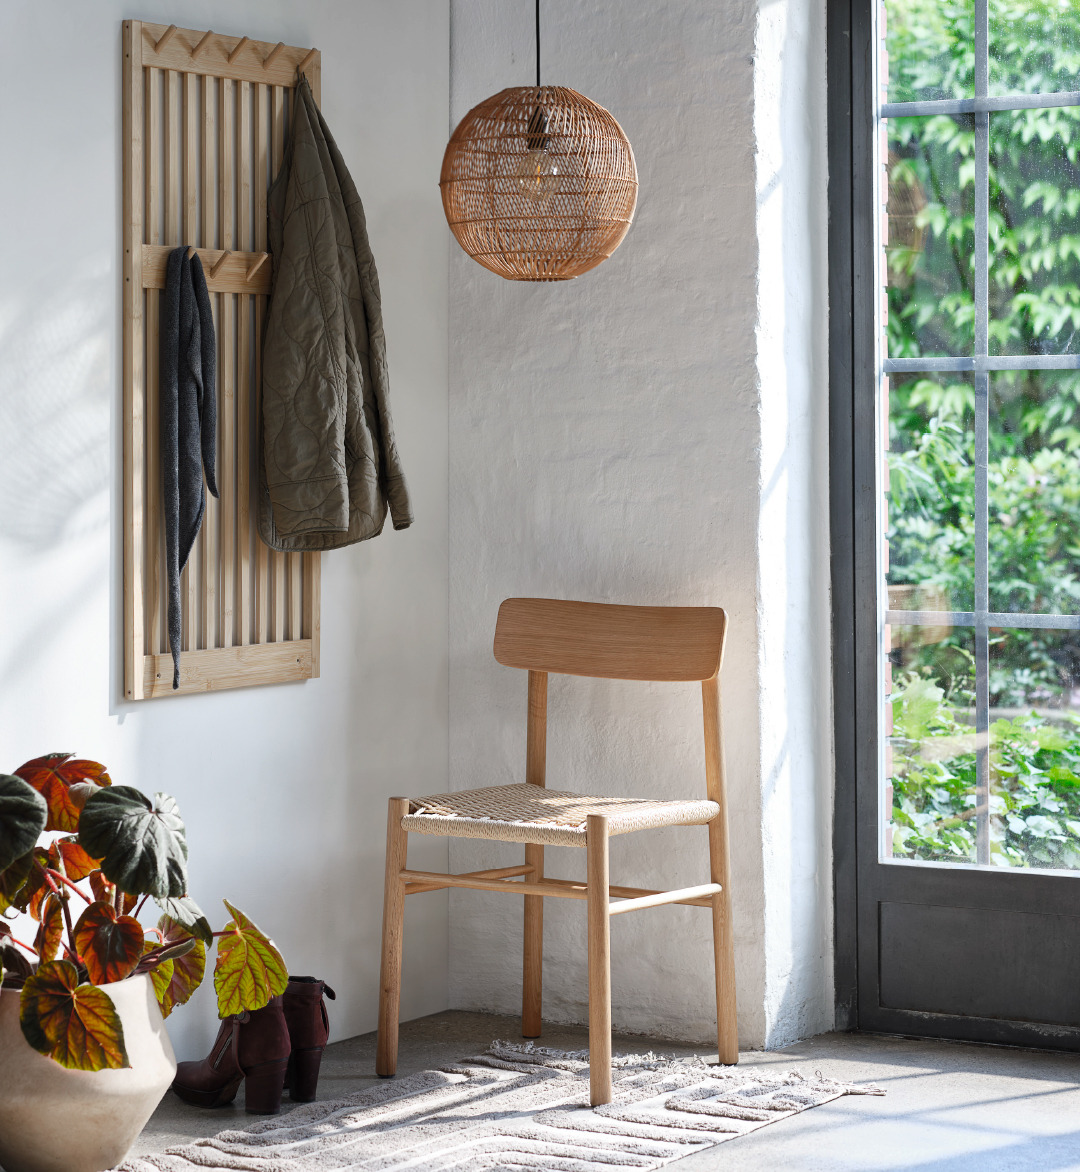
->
xmin=440 ymin=1 xmax=638 ymax=281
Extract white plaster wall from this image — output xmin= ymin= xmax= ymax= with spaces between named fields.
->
xmin=0 ymin=0 xmax=450 ymax=1059
xmin=447 ymin=0 xmax=831 ymax=1049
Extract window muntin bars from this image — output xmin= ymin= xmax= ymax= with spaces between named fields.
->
xmin=879 ymin=0 xmax=1080 ymax=869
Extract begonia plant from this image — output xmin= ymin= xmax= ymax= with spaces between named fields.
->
xmin=0 ymin=754 xmax=287 ymax=1071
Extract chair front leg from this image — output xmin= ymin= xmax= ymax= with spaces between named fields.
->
xmin=376 ymin=797 xmax=410 ymax=1077
xmin=586 ymin=814 xmax=612 ymax=1106
xmin=522 ymin=842 xmax=544 ymax=1037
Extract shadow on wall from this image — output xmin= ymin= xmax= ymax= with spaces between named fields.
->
xmin=0 ymin=260 xmax=113 ymax=703
xmin=0 ymin=262 xmax=112 ymax=548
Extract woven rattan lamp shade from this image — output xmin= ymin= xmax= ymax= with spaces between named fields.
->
xmin=440 ymin=86 xmax=638 ymax=281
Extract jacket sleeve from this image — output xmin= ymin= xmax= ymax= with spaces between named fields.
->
xmin=318 ymin=105 xmax=414 ymax=533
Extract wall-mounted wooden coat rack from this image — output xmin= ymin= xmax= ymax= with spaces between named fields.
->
xmin=123 ymin=21 xmax=322 ymax=699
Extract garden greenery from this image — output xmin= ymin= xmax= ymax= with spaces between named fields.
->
xmin=885 ymin=0 xmax=1080 ymax=867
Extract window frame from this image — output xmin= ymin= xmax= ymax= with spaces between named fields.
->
xmin=831 ymin=0 xmax=1080 ymax=1027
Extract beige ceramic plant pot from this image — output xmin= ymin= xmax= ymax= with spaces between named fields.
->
xmin=0 ymin=972 xmax=176 ymax=1172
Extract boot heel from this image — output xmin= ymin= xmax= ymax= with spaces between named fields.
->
xmin=243 ymin=1059 xmax=289 ymax=1115
xmin=288 ymin=1047 xmax=324 ymax=1101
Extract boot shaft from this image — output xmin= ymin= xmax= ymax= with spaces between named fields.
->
xmin=283 ymin=975 xmax=335 ymax=1051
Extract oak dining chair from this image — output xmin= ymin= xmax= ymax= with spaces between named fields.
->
xmin=375 ymin=597 xmax=737 ymax=1105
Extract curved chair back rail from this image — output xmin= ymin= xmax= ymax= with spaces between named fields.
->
xmin=493 ymin=597 xmax=726 ymax=681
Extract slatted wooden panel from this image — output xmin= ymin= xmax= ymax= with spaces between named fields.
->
xmin=123 ymin=21 xmax=322 ymax=699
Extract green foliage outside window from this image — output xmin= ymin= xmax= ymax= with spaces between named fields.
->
xmin=884 ymin=0 xmax=1080 ymax=867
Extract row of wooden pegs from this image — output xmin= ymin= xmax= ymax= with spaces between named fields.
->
xmin=183 ymin=247 xmax=270 ymax=282
xmin=152 ymin=25 xmax=318 ymax=78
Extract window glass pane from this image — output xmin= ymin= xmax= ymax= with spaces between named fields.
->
xmin=889 ymin=625 xmax=978 ymax=864
xmin=887 ymin=373 xmax=975 ymax=614
xmin=989 ymin=0 xmax=1080 ymax=99
xmin=887 ymin=116 xmax=975 ymax=359
xmin=885 ymin=0 xmax=974 ymax=105
xmin=990 ymin=371 xmax=1080 ymax=613
xmin=989 ymin=108 xmax=1080 ymax=356
xmin=988 ymin=627 xmax=1080 ymax=870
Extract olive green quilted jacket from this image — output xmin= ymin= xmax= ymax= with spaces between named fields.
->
xmin=259 ymin=78 xmax=412 ymax=551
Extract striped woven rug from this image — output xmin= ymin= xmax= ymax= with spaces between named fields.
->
xmin=120 ymin=1041 xmax=884 ymax=1171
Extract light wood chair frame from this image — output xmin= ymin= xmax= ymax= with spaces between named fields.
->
xmin=376 ymin=599 xmax=737 ymax=1106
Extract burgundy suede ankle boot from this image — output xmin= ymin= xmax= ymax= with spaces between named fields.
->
xmin=171 ymin=995 xmax=291 ymax=1115
xmin=282 ymin=975 xmax=336 ymax=1101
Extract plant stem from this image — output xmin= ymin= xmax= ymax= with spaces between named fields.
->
xmin=7 ymin=935 xmax=40 ymax=956
xmin=44 ymin=869 xmax=91 ymax=903
xmin=134 ymin=894 xmax=150 ymax=920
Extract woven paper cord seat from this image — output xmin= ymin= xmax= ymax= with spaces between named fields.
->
xmin=402 ymin=783 xmax=720 ymax=848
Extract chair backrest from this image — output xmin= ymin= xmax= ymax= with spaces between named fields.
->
xmin=493 ymin=598 xmax=726 ymax=682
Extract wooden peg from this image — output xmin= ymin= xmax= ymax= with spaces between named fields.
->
xmin=154 ymin=24 xmax=177 ymax=52
xmin=190 ymin=30 xmax=214 ymax=60
xmin=245 ymin=252 xmax=269 ymax=281
xmin=186 ymin=246 xmax=196 ymax=260
xmin=227 ymin=35 xmax=250 ymax=64
xmin=209 ymin=250 xmax=232 ymax=279
xmin=263 ymin=42 xmax=286 ymax=68
xmin=296 ymin=48 xmax=317 ymax=80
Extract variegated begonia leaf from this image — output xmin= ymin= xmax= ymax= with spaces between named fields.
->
xmin=34 ymin=893 xmax=65 ymax=963
xmin=77 ymin=788 xmax=187 ymax=899
xmin=213 ymin=901 xmax=287 ymax=1017
xmin=154 ymin=894 xmax=212 ymax=944
xmin=15 ymin=754 xmax=110 ymax=834
xmin=0 ymin=774 xmax=47 ymax=871
xmin=144 ymin=918 xmax=206 ymax=1018
xmin=73 ymin=901 xmax=144 ymax=986
xmin=19 ymin=959 xmax=129 ymax=1070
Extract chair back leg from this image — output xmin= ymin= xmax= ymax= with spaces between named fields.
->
xmin=703 ymin=678 xmax=739 ymax=1064
xmin=522 ymin=842 xmax=544 ymax=1037
xmin=376 ymin=797 xmax=410 ymax=1077
xmin=586 ymin=814 xmax=613 ymax=1105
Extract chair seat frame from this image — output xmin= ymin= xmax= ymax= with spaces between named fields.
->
xmin=375 ymin=600 xmax=738 ymax=1106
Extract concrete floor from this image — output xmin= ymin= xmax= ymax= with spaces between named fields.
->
xmin=134 ymin=1011 xmax=1080 ymax=1170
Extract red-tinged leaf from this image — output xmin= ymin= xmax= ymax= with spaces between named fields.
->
xmin=50 ymin=838 xmax=101 ymax=882
xmin=34 ymin=893 xmax=65 ymax=963
xmin=151 ymin=917 xmax=205 ymax=1018
xmin=19 ymin=959 xmax=129 ymax=1070
xmin=15 ymin=754 xmax=111 ymax=834
xmin=213 ymin=900 xmax=287 ymax=1017
xmin=88 ymin=871 xmax=137 ymax=914
xmin=73 ymin=902 xmax=144 ymax=986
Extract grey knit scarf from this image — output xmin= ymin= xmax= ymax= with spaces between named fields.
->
xmin=161 ymin=246 xmax=218 ymax=690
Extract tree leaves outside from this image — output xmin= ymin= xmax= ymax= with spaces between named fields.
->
xmin=885 ymin=0 xmax=1080 ymax=868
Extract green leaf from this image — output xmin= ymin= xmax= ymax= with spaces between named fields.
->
xmin=19 ymin=959 xmax=129 ymax=1071
xmin=147 ymin=918 xmax=206 ymax=1018
xmin=77 ymin=787 xmax=188 ymax=898
xmin=0 ymin=850 xmax=36 ymax=915
xmin=154 ymin=895 xmax=212 ymax=944
xmin=213 ymin=901 xmax=287 ymax=1018
xmin=14 ymin=754 xmax=110 ymax=834
xmin=0 ymin=774 xmax=47 ymax=871
xmin=73 ymin=901 xmax=144 ymax=985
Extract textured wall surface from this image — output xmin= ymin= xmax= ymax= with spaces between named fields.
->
xmin=0 ymin=0 xmax=450 ymax=1059
xmin=447 ymin=0 xmax=831 ymax=1049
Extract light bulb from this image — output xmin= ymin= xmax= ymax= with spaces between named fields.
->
xmin=514 ymin=148 xmax=560 ymax=205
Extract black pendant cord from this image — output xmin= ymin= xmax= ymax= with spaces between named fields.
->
xmin=535 ymin=0 xmax=541 ymax=88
